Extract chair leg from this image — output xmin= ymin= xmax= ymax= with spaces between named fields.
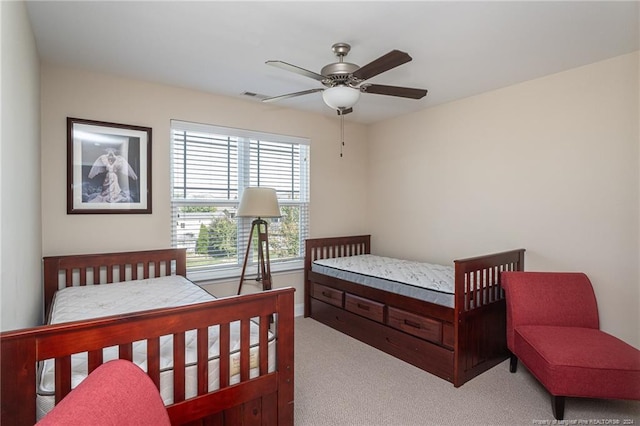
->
xmin=551 ymin=395 xmax=565 ymax=420
xmin=509 ymin=353 xmax=518 ymax=373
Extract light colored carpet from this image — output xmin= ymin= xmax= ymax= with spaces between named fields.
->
xmin=293 ymin=317 xmax=640 ymax=426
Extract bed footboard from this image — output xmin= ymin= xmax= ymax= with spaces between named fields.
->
xmin=453 ymin=248 xmax=525 ymax=386
xmin=1 ymin=288 xmax=295 ymax=425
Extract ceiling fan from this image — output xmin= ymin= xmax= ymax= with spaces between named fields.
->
xmin=263 ymin=42 xmax=428 ymax=115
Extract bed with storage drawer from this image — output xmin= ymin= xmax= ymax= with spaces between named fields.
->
xmin=304 ymin=235 xmax=525 ymax=387
xmin=1 ymin=248 xmax=294 ymax=425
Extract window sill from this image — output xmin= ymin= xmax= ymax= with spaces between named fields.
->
xmin=187 ymin=259 xmax=303 ymax=284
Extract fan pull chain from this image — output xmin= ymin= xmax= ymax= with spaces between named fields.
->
xmin=340 ymin=114 xmax=344 ymax=157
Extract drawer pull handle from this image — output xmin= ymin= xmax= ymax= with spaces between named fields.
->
xmin=385 ymin=337 xmax=400 ymax=348
xmin=404 ymin=319 xmax=421 ymax=329
xmin=356 ymin=303 xmax=370 ymax=311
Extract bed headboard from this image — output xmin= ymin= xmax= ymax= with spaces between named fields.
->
xmin=43 ymin=248 xmax=187 ymax=319
xmin=304 ymin=235 xmax=371 ymax=276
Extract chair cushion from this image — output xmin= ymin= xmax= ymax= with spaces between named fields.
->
xmin=514 ymin=325 xmax=640 ymax=400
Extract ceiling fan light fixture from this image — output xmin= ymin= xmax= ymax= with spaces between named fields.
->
xmin=322 ymin=85 xmax=360 ymax=110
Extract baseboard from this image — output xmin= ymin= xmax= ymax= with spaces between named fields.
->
xmin=295 ymin=303 xmax=305 ymax=318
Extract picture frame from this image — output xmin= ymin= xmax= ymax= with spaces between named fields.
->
xmin=67 ymin=117 xmax=152 ymax=214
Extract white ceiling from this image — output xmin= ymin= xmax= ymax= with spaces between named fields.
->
xmin=26 ymin=1 xmax=639 ymax=124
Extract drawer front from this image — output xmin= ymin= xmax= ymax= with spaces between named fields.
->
xmin=311 ymin=299 xmax=454 ymax=383
xmin=345 ymin=293 xmax=384 ymax=323
xmin=312 ymin=283 xmax=344 ymax=308
xmin=387 ymin=307 xmax=442 ymax=344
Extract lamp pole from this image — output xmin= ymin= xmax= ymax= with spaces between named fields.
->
xmin=237 ymin=218 xmax=272 ymax=295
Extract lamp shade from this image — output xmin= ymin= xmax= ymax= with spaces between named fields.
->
xmin=322 ymin=86 xmax=361 ymax=110
xmin=237 ymin=187 xmax=281 ymax=218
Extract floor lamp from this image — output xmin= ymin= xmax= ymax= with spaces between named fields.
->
xmin=236 ymin=187 xmax=281 ymax=295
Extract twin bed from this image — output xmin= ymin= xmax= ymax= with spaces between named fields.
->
xmin=1 ymin=248 xmax=294 ymax=425
xmin=305 ymin=235 xmax=525 ymax=387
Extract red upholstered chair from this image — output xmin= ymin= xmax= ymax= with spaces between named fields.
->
xmin=37 ymin=359 xmax=170 ymax=425
xmin=501 ymin=272 xmax=640 ymax=420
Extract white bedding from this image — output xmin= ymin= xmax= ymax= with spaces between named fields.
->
xmin=312 ymin=254 xmax=455 ymax=307
xmin=37 ymin=275 xmax=275 ymax=419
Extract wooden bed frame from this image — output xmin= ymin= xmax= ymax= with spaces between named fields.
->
xmin=304 ymin=235 xmax=525 ymax=387
xmin=1 ymin=248 xmax=295 ymax=425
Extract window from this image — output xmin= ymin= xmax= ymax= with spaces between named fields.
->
xmin=170 ymin=120 xmax=310 ymax=281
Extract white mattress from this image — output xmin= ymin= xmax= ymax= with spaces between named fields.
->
xmin=37 ymin=275 xmax=276 ymax=419
xmin=312 ymin=254 xmax=455 ymax=307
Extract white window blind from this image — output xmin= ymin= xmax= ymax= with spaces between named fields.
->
xmin=170 ymin=120 xmax=310 ymax=281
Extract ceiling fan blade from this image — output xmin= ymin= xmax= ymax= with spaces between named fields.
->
xmin=352 ymin=50 xmax=412 ymax=81
xmin=266 ymin=60 xmax=327 ymax=82
xmin=262 ymin=88 xmax=324 ymax=103
xmin=360 ymin=84 xmax=427 ymax=99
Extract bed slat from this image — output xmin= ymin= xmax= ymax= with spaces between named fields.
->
xmin=173 ymin=332 xmax=186 ymax=403
xmin=87 ymin=349 xmax=102 ymax=374
xmin=65 ymin=269 xmax=72 ymax=287
xmin=219 ymin=322 xmax=230 ymax=388
xmin=259 ymin=315 xmax=269 ymax=375
xmin=79 ymin=268 xmax=87 ymax=286
xmin=240 ymin=319 xmax=250 ymax=382
xmin=130 ymin=263 xmax=137 ymax=280
xmin=147 ymin=337 xmax=161 ymax=389
xmin=107 ymin=265 xmax=114 ymax=283
xmin=54 ymin=356 xmax=71 ymax=403
xmin=119 ymin=342 xmax=133 ymax=362
xmin=197 ymin=327 xmax=208 ymax=396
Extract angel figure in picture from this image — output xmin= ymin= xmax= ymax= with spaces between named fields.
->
xmin=87 ymin=148 xmax=138 ymax=203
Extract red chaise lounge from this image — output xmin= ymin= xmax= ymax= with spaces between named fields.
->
xmin=502 ymin=272 xmax=640 ymax=420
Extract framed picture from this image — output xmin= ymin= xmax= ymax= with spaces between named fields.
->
xmin=67 ymin=117 xmax=152 ymax=214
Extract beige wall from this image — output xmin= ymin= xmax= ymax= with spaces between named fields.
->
xmin=368 ymin=52 xmax=639 ymax=346
xmin=0 ymin=0 xmax=42 ymax=331
xmin=16 ymin=41 xmax=640 ymax=346
xmin=40 ymin=64 xmax=369 ymax=307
